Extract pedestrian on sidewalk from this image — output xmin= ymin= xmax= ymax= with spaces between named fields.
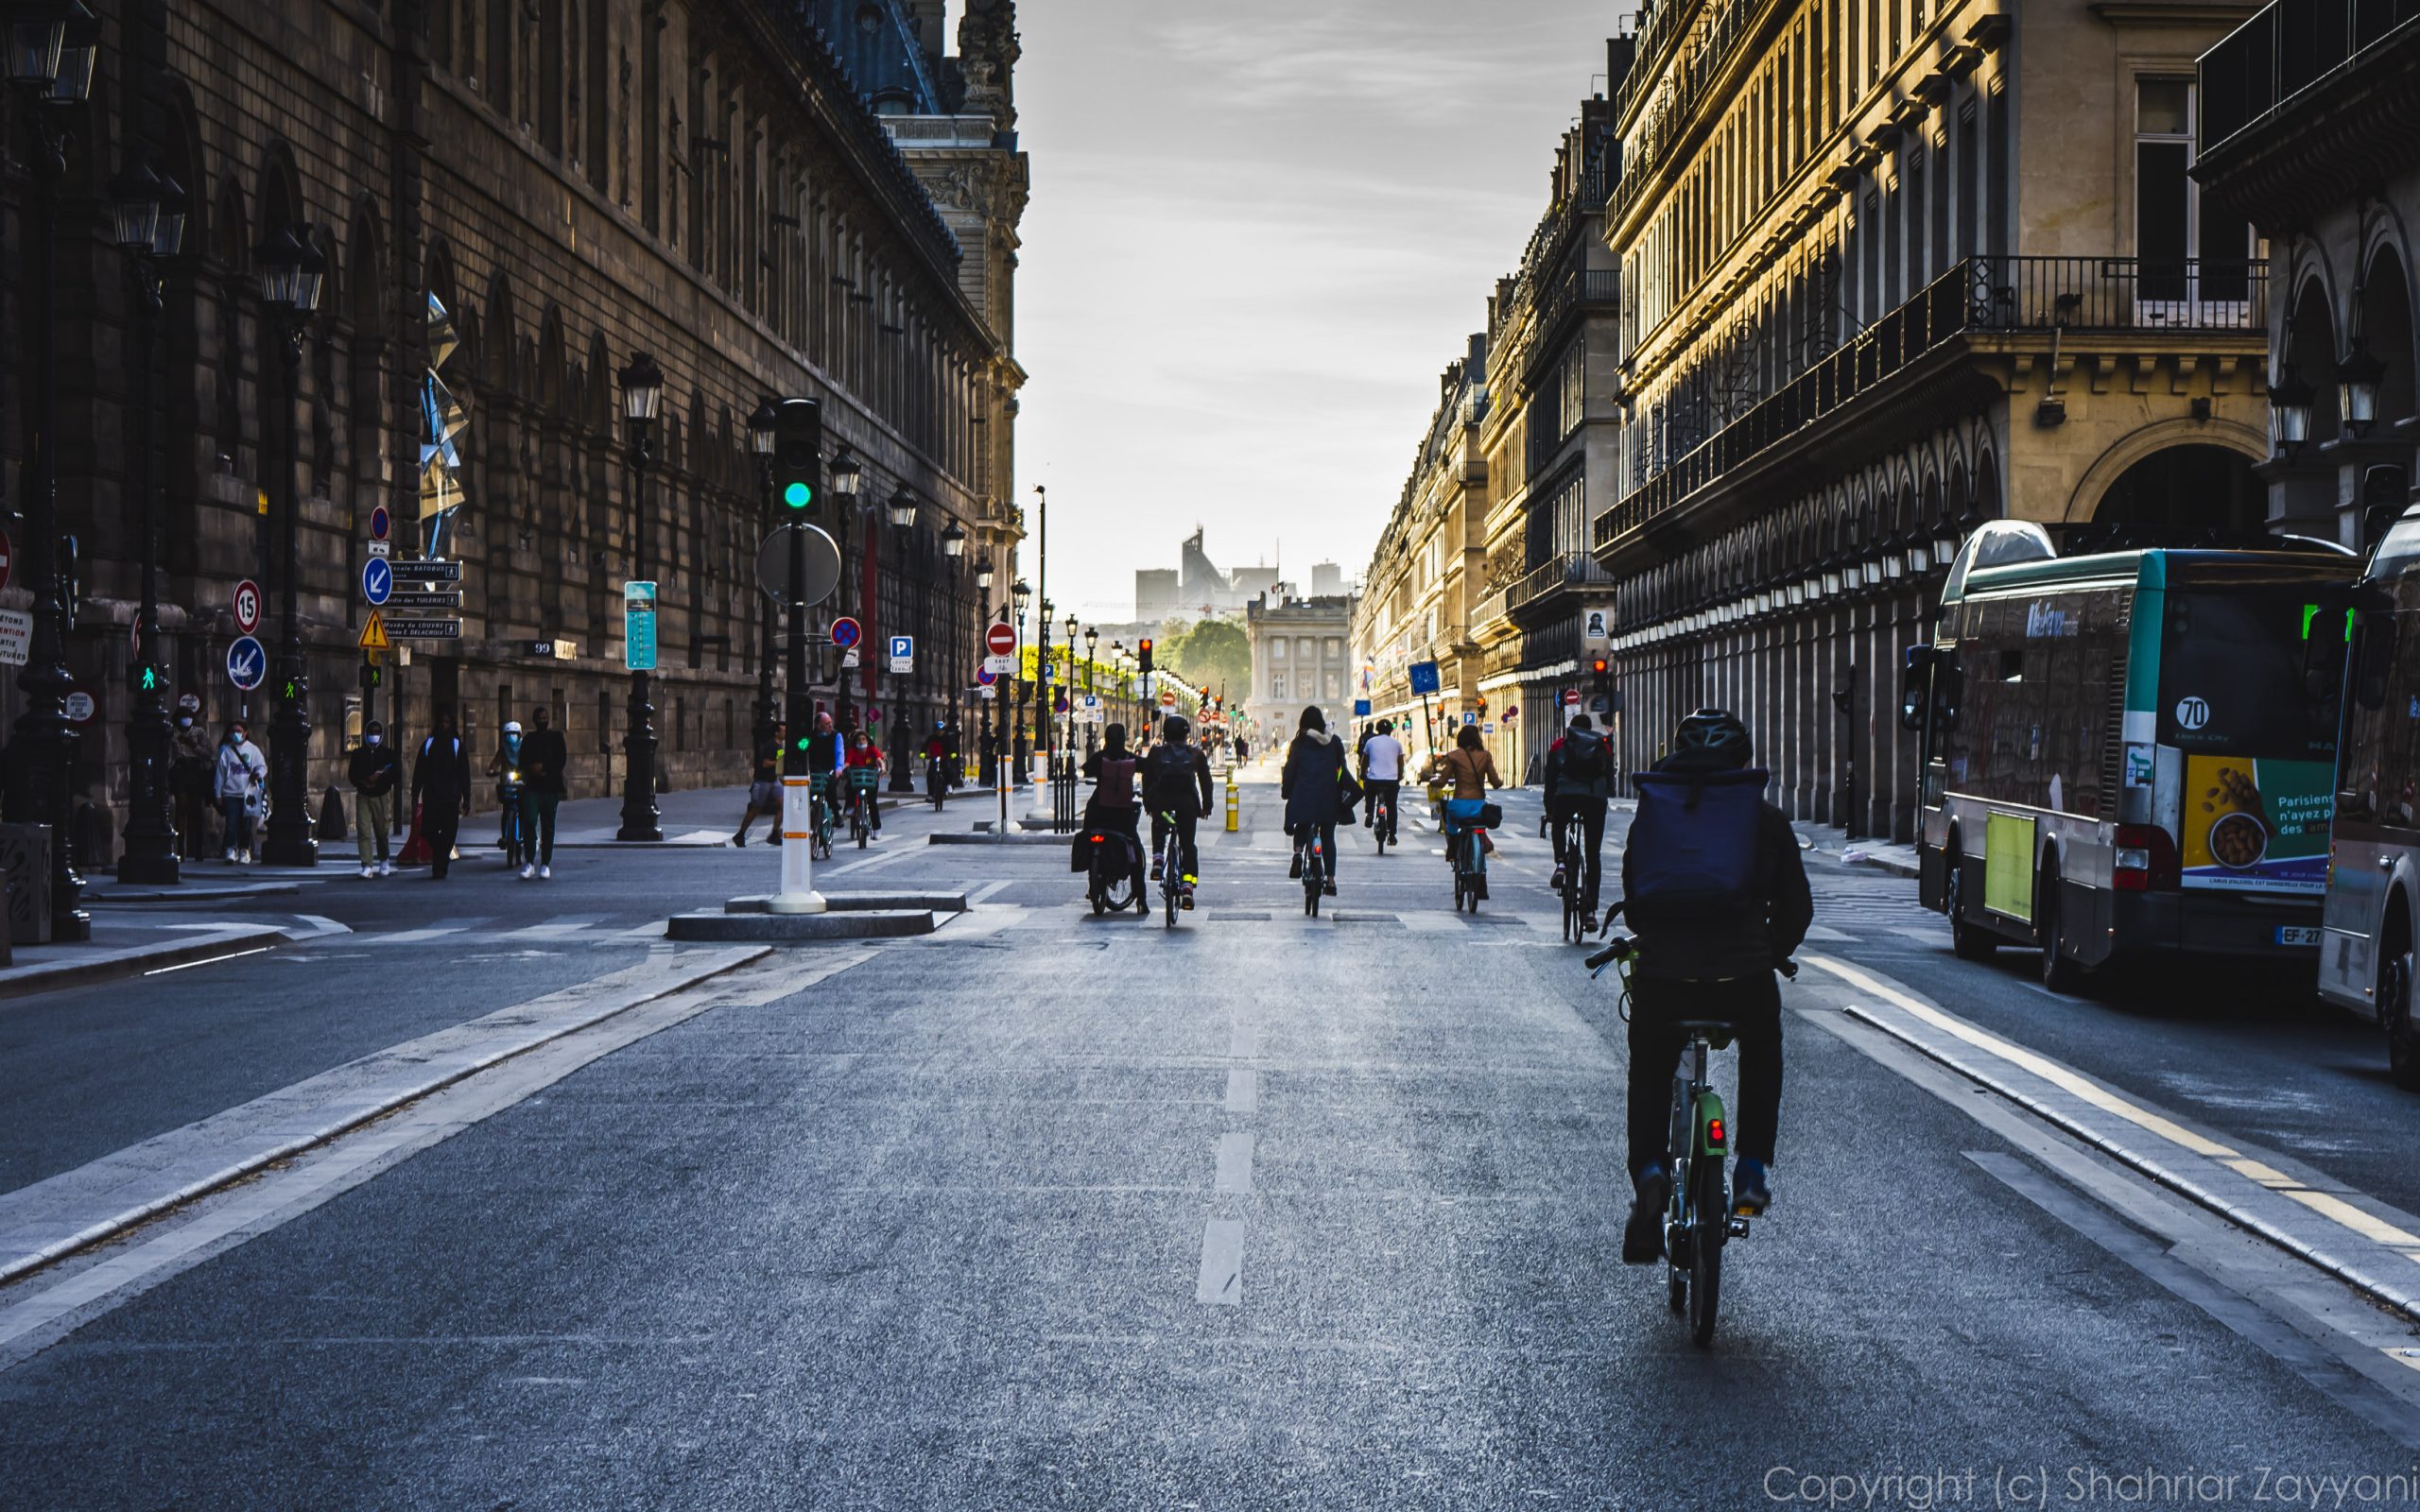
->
xmin=519 ymin=706 xmax=567 ymax=878
xmin=412 ymin=711 xmax=471 ymax=880
xmin=734 ymin=722 xmax=784 ymax=847
xmin=213 ymin=720 xmax=266 ymax=864
xmin=171 ymin=703 xmax=214 ymax=860
xmin=348 ymin=721 xmax=399 ymax=877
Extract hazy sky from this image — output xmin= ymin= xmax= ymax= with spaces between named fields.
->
xmin=1003 ymin=0 xmax=1636 ymax=626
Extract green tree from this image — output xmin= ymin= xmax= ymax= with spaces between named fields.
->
xmin=1166 ymin=618 xmax=1251 ymax=699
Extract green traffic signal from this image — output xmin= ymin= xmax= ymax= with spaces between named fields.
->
xmin=784 ymin=480 xmax=814 ymax=510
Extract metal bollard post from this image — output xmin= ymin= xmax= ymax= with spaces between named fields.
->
xmin=1225 ymin=777 xmax=1239 ymax=833
xmin=768 ymin=774 xmax=826 ymax=915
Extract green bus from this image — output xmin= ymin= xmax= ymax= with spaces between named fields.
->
xmin=1900 ymin=523 xmax=2356 ymax=989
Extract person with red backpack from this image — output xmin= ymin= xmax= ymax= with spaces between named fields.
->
xmin=1544 ymin=713 xmax=1614 ymax=932
xmin=1618 ymin=708 xmax=1811 ymax=1261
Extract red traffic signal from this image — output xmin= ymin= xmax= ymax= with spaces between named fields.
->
xmin=1137 ymin=638 xmax=1154 ymax=674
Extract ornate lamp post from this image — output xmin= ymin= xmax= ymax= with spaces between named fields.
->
xmin=258 ymin=222 xmax=326 ymax=868
xmin=1011 ymin=576 xmax=1032 ymax=776
xmin=1063 ymin=612 xmax=1079 ymax=760
xmin=826 ymin=449 xmax=862 ymax=730
xmin=746 ymin=399 xmax=779 ymax=764
xmin=4 ymin=3 xmax=100 ymax=938
xmin=974 ymin=554 xmax=995 ymax=767
xmin=1082 ymin=625 xmax=1098 ymax=755
xmin=615 ymin=352 xmax=665 ymax=842
xmin=111 ymin=156 xmax=185 ymax=884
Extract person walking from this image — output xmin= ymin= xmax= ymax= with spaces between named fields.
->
xmin=734 ymin=722 xmax=784 ymax=848
xmin=213 ymin=720 xmax=267 ymax=864
xmin=347 ymin=720 xmax=400 ymax=878
xmin=171 ymin=704 xmax=215 ymax=859
xmin=1282 ymin=705 xmax=1357 ymax=897
xmin=519 ymin=705 xmax=568 ymax=879
xmin=412 ymin=711 xmax=471 ymax=880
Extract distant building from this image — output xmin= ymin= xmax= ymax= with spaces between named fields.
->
xmin=1310 ymin=562 xmax=1345 ymax=597
xmin=1133 ymin=529 xmax=1278 ymax=623
xmin=1246 ymin=593 xmax=1357 ymax=745
xmin=1135 ymin=570 xmax=1182 ymax=626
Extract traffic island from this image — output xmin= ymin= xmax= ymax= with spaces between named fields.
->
xmin=663 ymin=890 xmax=972 ymax=942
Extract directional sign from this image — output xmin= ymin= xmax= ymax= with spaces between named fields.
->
xmin=233 ymin=579 xmax=263 ymax=635
xmin=358 ymin=610 xmax=390 ymax=652
xmin=830 ymin=616 xmax=862 ymax=651
xmin=362 ymin=556 xmax=394 ymax=607
xmin=389 ymin=559 xmax=462 ymax=583
xmin=986 ymin=621 xmax=1016 ymax=658
xmin=226 ymin=634 xmax=268 ymax=690
xmin=753 ymin=524 xmax=842 ymax=606
xmin=387 ymin=617 xmax=464 ymax=640
xmin=386 ymin=589 xmax=463 ymax=609
xmin=370 ymin=504 xmax=391 ymax=541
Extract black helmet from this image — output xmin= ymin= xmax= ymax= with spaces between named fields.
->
xmin=1673 ymin=708 xmax=1753 ymax=765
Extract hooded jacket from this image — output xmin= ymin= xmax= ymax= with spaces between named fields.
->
xmin=348 ymin=740 xmax=399 ymax=796
xmin=1619 ymin=746 xmax=1812 ymax=983
xmin=1282 ymin=728 xmax=1354 ymax=829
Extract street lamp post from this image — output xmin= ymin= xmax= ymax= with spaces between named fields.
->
xmin=941 ymin=519 xmax=966 ymax=767
xmin=615 ymin=352 xmax=665 ymax=842
xmin=1083 ymin=625 xmax=1098 ymax=755
xmin=258 ymin=222 xmax=326 ymax=868
xmin=111 ymin=157 xmax=185 ymax=885
xmin=1063 ymin=612 xmax=1078 ymax=761
xmin=2 ymin=5 xmax=99 ymax=938
xmin=887 ymin=489 xmax=918 ymax=783
xmin=747 ymin=399 xmax=779 ymax=765
xmin=975 ymin=552 xmax=995 ymax=774
xmin=828 ymin=451 xmax=863 ymax=730
xmin=1011 ymin=577 xmax=1032 ymax=780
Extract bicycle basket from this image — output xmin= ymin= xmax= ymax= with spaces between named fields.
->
xmin=848 ymin=768 xmax=880 ymax=790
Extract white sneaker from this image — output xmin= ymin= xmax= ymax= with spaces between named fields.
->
xmin=380 ymin=860 xmax=395 ymax=877
xmin=223 ymin=850 xmax=237 ymax=864
xmin=360 ymin=865 xmax=375 ymax=879
xmin=519 ymin=864 xmax=535 ymax=880
xmin=537 ymin=865 xmax=551 ymax=879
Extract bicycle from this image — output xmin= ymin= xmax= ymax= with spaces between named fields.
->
xmin=1585 ymin=920 xmax=1788 ymax=1349
xmin=1087 ymin=823 xmax=1143 ymax=917
xmin=1156 ymin=809 xmax=1186 ymax=929
xmin=807 ymin=774 xmax=837 ymax=861
xmin=1556 ymin=808 xmax=1588 ymax=943
xmin=1371 ymin=789 xmax=1395 ymax=856
xmin=1444 ymin=804 xmax=1487 ymax=913
xmin=1298 ymin=829 xmax=1326 ymax=917
xmin=847 ymin=768 xmax=879 ymax=848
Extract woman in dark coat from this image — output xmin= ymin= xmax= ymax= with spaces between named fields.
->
xmin=1282 ymin=705 xmax=1355 ymax=895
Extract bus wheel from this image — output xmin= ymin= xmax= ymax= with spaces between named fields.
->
xmin=2383 ymin=926 xmax=2420 ymax=1091
xmin=1946 ymin=849 xmax=1996 ymax=962
xmin=2037 ymin=867 xmax=2080 ymax=994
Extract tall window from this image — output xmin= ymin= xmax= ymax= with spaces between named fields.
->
xmin=2135 ymin=78 xmax=2252 ymax=301
xmin=1956 ymin=100 xmax=1979 ymax=262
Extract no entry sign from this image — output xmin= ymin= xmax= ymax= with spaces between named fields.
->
xmin=986 ymin=621 xmax=1015 ymax=658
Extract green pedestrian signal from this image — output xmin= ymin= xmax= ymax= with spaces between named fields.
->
xmin=136 ymin=664 xmax=160 ymax=692
xmin=784 ymin=480 xmax=814 ymax=510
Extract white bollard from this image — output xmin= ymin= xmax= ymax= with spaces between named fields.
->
xmin=768 ymin=774 xmax=827 ymax=915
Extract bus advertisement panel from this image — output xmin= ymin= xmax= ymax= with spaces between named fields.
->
xmin=2176 ymin=755 xmax=2332 ymax=893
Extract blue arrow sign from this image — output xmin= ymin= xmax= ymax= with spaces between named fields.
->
xmin=361 ymin=556 xmax=393 ymax=607
xmin=226 ymin=635 xmax=268 ymax=691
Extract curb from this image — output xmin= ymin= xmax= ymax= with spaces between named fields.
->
xmin=0 ymin=925 xmax=293 ymax=1002
xmin=0 ymin=945 xmax=769 ymax=1286
xmin=665 ymin=910 xmax=942 ymax=941
xmin=1842 ymin=850 xmax=1922 ymax=880
xmin=87 ymin=884 xmax=304 ymax=903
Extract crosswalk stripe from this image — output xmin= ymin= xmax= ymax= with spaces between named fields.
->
xmin=369 ymin=917 xmax=486 ymax=945
xmin=505 ymin=915 xmax=609 ymax=940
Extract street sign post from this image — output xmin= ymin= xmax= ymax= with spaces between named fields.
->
xmin=889 ymin=634 xmax=913 ymax=675
xmin=361 ymin=557 xmax=393 ymax=607
xmin=370 ymin=504 xmax=390 ymax=541
xmin=385 ymin=589 xmax=463 ymax=610
xmin=0 ymin=526 xmax=15 ymax=591
xmin=1353 ymin=698 xmax=1372 ymax=717
xmin=0 ymin=609 xmax=32 ymax=666
xmin=226 ymin=634 xmax=268 ymax=691
xmin=64 ymin=691 xmax=94 ymax=724
xmin=624 ymin=581 xmax=658 ymax=671
xmin=389 ymin=559 xmax=462 ymax=583
xmin=386 ymin=618 xmax=463 ymax=640
xmin=985 ymin=622 xmax=1016 ymax=658
xmin=233 ymin=579 xmax=262 ymax=635
xmin=1408 ymin=661 xmax=1442 ymax=696
xmin=358 ymin=610 xmax=389 ymax=653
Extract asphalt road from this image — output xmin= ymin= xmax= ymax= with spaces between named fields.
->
xmin=4 ymin=766 xmax=2418 ymax=1508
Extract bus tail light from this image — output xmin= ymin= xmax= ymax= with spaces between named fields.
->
xmin=2114 ymin=825 xmax=2181 ymax=891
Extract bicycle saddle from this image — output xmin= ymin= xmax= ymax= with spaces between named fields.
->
xmin=1672 ymin=1019 xmax=1739 ymax=1048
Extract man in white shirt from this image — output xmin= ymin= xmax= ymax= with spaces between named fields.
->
xmin=1359 ymin=719 xmax=1406 ymax=843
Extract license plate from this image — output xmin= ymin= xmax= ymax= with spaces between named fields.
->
xmin=2275 ymin=926 xmax=2323 ymax=948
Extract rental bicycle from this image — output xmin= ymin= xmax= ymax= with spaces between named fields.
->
xmin=807 ymin=774 xmax=837 ymax=861
xmin=1298 ymin=829 xmax=1326 ymax=918
xmin=1585 ymin=920 xmax=1788 ymax=1349
xmin=847 ymin=768 xmax=879 ymax=848
xmin=1556 ymin=808 xmax=1588 ymax=943
xmin=1156 ymin=809 xmax=1187 ymax=929
xmin=1371 ymin=788 xmax=1395 ymax=856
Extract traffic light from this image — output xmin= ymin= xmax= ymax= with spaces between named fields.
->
xmin=1590 ymin=657 xmax=1612 ymax=696
xmin=361 ymin=661 xmax=383 ymax=689
xmin=132 ymin=662 xmax=164 ymax=694
xmin=784 ymin=690 xmax=817 ymax=775
xmin=771 ymin=398 xmax=822 ymax=513
xmin=1137 ymin=638 xmax=1154 ymax=674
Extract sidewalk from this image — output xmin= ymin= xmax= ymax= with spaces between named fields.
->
xmin=0 ymin=916 xmax=304 ymax=1000
xmin=456 ymin=782 xmax=1001 ymax=850
xmin=1794 ymin=820 xmax=1922 ymax=879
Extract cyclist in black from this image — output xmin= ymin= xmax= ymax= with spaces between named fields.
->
xmin=1142 ymin=713 xmax=1214 ymax=907
xmin=1080 ymin=722 xmax=1148 ymax=911
xmin=1283 ymin=705 xmax=1356 ymax=895
xmin=1620 ymin=709 xmax=1810 ymax=1262
xmin=1544 ymin=713 xmax=1615 ymax=932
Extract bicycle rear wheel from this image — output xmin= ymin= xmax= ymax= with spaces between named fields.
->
xmin=1688 ymin=1157 xmax=1725 ymax=1347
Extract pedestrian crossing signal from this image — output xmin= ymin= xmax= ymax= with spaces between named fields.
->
xmin=135 ymin=663 xmax=161 ymax=692
xmin=280 ymin=678 xmax=301 ymax=703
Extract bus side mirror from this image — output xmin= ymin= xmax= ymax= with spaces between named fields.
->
xmin=1899 ymin=646 xmax=1934 ymax=732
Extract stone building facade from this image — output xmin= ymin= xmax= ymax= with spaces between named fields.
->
xmin=11 ymin=0 xmax=1025 ymax=862
xmin=2199 ymin=3 xmax=2420 ymax=545
xmin=1245 ymin=593 xmax=1355 ymax=751
xmin=1597 ymin=0 xmax=2263 ymax=838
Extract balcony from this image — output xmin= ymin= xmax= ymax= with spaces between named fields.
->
xmin=1506 ymin=552 xmax=1615 ymax=613
xmin=1470 ymin=586 xmax=1512 ymax=633
xmin=1593 ymin=255 xmax=2269 ymax=555
xmin=2201 ymin=0 xmax=2420 ymax=150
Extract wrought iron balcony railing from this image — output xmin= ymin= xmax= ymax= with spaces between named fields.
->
xmin=2201 ymin=0 xmax=2420 ymax=151
xmin=1506 ymin=551 xmax=1616 ymax=612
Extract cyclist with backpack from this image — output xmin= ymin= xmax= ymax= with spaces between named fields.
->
xmin=1618 ymin=709 xmax=1811 ymax=1262
xmin=1143 ymin=714 xmax=1215 ymax=907
xmin=1544 ymin=713 xmax=1615 ymax=932
xmin=1077 ymin=722 xmax=1148 ymax=911
xmin=1282 ymin=705 xmax=1358 ymax=896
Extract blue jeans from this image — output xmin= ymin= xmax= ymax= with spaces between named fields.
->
xmin=218 ymin=796 xmax=251 ymax=855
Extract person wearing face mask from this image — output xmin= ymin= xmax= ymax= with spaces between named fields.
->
xmin=488 ymin=720 xmax=527 ymax=868
xmin=213 ymin=720 xmax=268 ymax=864
xmin=347 ymin=721 xmax=400 ymax=877
xmin=170 ymin=704 xmax=214 ymax=860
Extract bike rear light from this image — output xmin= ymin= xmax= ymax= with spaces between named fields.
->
xmin=1706 ymin=1118 xmax=1726 ymax=1147
xmin=2113 ymin=824 xmax=2181 ymax=892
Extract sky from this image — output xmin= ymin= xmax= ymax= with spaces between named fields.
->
xmin=998 ymin=0 xmax=1640 ymax=626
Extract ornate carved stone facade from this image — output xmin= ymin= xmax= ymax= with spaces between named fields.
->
xmin=5 ymin=0 xmax=1025 ymax=852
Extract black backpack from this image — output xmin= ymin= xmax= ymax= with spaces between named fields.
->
xmin=1561 ymin=730 xmax=1610 ymax=788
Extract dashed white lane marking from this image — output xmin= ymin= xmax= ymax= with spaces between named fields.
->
xmin=966 ymin=880 xmax=1013 ymax=905
xmin=369 ymin=917 xmax=484 ymax=945
xmin=1216 ymin=1133 xmax=1255 ymax=1194
xmin=1195 ymin=1219 xmax=1245 ymax=1306
xmin=1224 ymin=1069 xmax=1257 ymax=1116
xmin=508 ymin=915 xmax=609 ymax=940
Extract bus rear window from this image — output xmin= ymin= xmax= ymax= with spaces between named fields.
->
xmin=2158 ymin=591 xmax=2343 ymax=758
